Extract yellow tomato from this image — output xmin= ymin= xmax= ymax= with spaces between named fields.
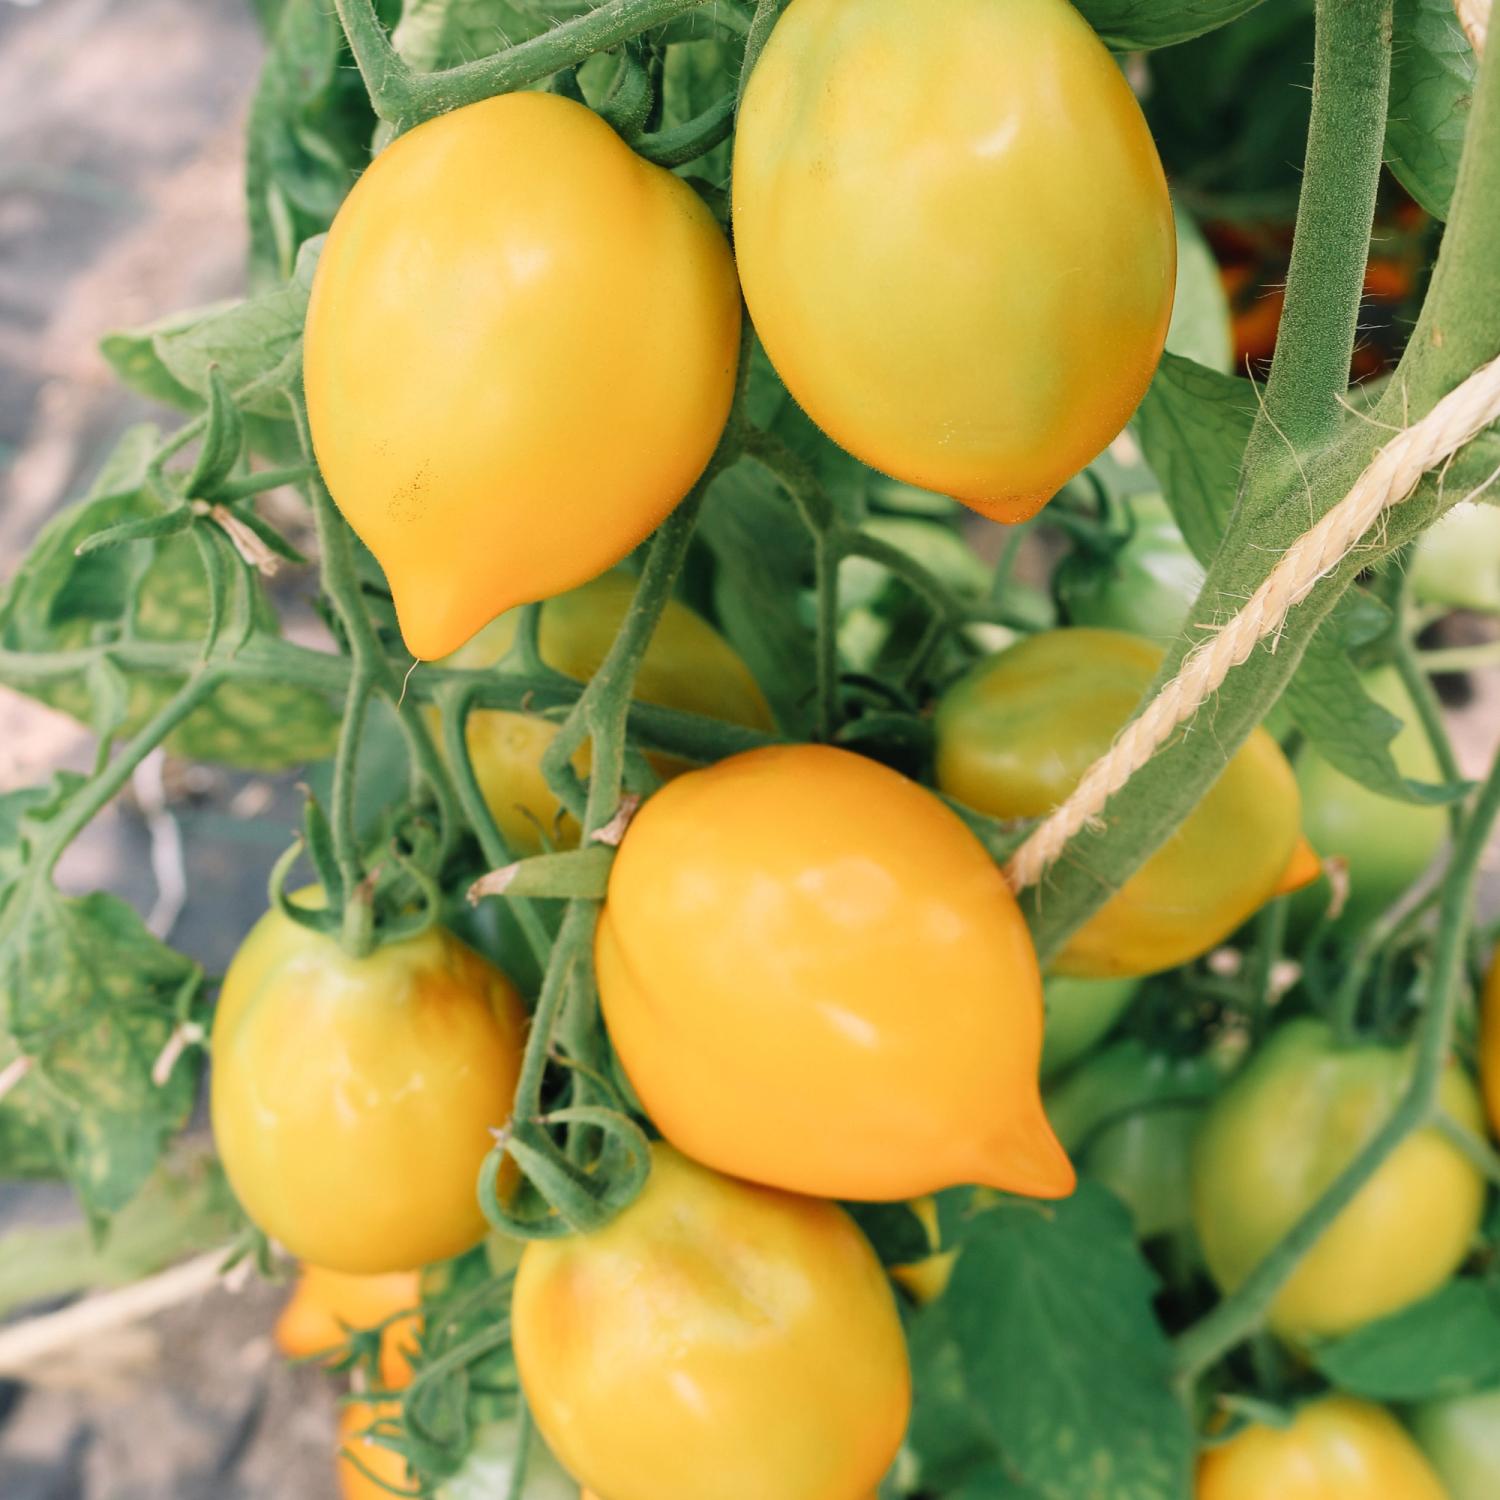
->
xmin=733 ymin=0 xmax=1174 ymax=522
xmin=435 ymin=573 xmax=772 ymax=854
xmin=596 ymin=743 xmax=1072 ymax=1201
xmin=1197 ymin=1396 xmax=1447 ymax=1500
xmin=275 ymin=1264 xmax=420 ymax=1389
xmin=211 ymin=899 xmax=527 ymax=1273
xmin=305 ymin=91 xmax=741 ymax=661
xmin=513 ymin=1144 xmax=910 ymax=1500
xmin=934 ymin=628 xmax=1305 ymax=977
xmin=1479 ymin=945 xmax=1500 ymax=1137
xmin=1191 ymin=1018 xmax=1485 ymax=1340
xmin=338 ymin=1401 xmax=413 ymax=1500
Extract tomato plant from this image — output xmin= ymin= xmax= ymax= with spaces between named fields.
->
xmin=1 ymin=0 xmax=1498 ymax=1496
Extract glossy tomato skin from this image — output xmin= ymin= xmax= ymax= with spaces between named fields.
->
xmin=934 ymin=629 xmax=1305 ymax=977
xmin=1292 ymin=668 xmax=1447 ymax=934
xmin=1198 ymin=1397 xmax=1447 ymax=1500
xmin=434 ymin=573 xmax=773 ymax=854
xmin=1485 ymin=947 xmax=1500 ymax=1136
xmin=305 ymin=91 xmax=741 ymax=661
xmin=1191 ymin=1018 xmax=1485 ymax=1340
xmin=733 ymin=0 xmax=1174 ymax=522
xmin=275 ymin=1265 xmax=420 ymax=1388
xmin=513 ymin=1144 xmax=910 ymax=1500
xmin=1409 ymin=1388 xmax=1500 ymax=1500
xmin=211 ymin=900 xmax=527 ymax=1273
xmin=596 ymin=744 xmax=1073 ymax=1201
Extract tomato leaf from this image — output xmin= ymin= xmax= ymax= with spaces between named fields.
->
xmin=1284 ymin=591 xmax=1467 ymax=804
xmin=1385 ymin=0 xmax=1478 ymax=220
xmin=1165 ymin=204 xmax=1233 ymax=374
xmin=1311 ymin=1279 xmax=1500 ymax=1401
xmin=844 ymin=1201 xmax=932 ymax=1267
xmin=0 ymin=882 xmax=204 ymax=1223
xmin=948 ymin=1185 xmax=1195 ymax=1500
xmin=153 ymin=239 xmax=322 ymax=419
xmin=1076 ymin=0 xmax=1268 ymax=51
xmin=903 ymin=1297 xmax=1005 ymax=1492
xmin=100 ymin=301 xmax=237 ymax=412
xmin=1133 ymin=354 xmax=1257 ymax=565
xmin=0 ymin=426 xmax=338 ymax=770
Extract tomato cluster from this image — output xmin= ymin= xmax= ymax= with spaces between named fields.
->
xmin=199 ymin=0 xmax=1500 ymax=1497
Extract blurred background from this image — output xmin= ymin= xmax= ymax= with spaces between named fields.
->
xmin=1 ymin=2 xmax=336 ymax=1495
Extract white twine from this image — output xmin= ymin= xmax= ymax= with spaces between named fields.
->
xmin=1005 ymin=352 xmax=1500 ymax=892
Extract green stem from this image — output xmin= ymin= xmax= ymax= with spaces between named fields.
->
xmin=1390 ymin=616 xmax=1465 ymax=837
xmin=634 ymin=93 xmax=735 ymax=167
xmin=811 ymin=535 xmax=841 ymax=741
xmin=737 ymin=0 xmax=783 ymax=106
xmin=329 ymin=667 xmax=377 ymax=954
xmin=35 ymin=669 xmax=224 ymax=876
xmin=1238 ymin=0 xmax=1393 ymax=482
xmin=1418 ymin=638 xmax=1500 ymax=674
xmin=338 ymin=0 xmax=724 ymax=133
xmin=1174 ymin=741 xmax=1500 ymax=1385
xmin=0 ymin=637 xmax=775 ymax=766
xmin=1434 ymin=1109 xmax=1500 ymax=1188
xmin=435 ymin=681 xmax=552 ymax=971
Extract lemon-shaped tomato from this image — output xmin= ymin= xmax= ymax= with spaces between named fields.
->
xmin=1409 ymin=1388 xmax=1500 ymax=1500
xmin=434 ymin=573 xmax=773 ymax=854
xmin=275 ymin=1264 xmax=420 ymax=1388
xmin=513 ymin=1144 xmax=910 ymax=1500
xmin=733 ymin=0 xmax=1175 ymax=522
xmin=211 ymin=899 xmax=527 ymax=1273
xmin=1485 ymin=946 xmax=1500 ymax=1136
xmin=596 ymin=743 xmax=1073 ymax=1200
xmin=934 ymin=628 xmax=1307 ymax=977
xmin=305 ymin=91 xmax=741 ymax=660
xmin=1191 ymin=1018 xmax=1485 ymax=1340
xmin=1198 ymin=1396 xmax=1448 ymax=1500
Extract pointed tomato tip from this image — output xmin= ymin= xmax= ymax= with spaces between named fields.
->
xmin=975 ymin=1107 xmax=1077 ymax=1201
xmin=1274 ymin=834 xmax=1323 ymax=897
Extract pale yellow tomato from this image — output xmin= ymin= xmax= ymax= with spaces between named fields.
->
xmin=733 ymin=0 xmax=1174 ymax=521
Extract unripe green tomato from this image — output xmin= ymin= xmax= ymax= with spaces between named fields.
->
xmin=1056 ymin=493 xmax=1204 ymax=646
xmin=1408 ymin=1388 xmax=1500 ymax=1500
xmin=1191 ymin=1017 xmax=1486 ymax=1340
xmin=1291 ymin=668 xmax=1448 ymax=934
xmin=439 ymin=1417 xmax=576 ymax=1500
xmin=1046 ymin=1038 xmax=1225 ymax=1239
xmin=1039 ymin=975 xmax=1142 ymax=1080
xmin=1410 ymin=501 xmax=1500 ymax=613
